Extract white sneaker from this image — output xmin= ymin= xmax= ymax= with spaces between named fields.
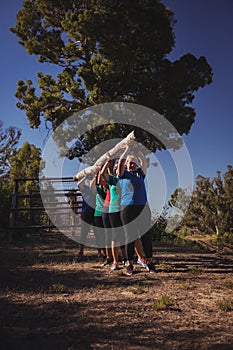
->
xmin=137 ymin=258 xmax=149 ymax=269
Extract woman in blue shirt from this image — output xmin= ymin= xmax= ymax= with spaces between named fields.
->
xmin=117 ymin=144 xmax=155 ymax=275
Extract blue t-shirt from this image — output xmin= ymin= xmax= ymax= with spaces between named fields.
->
xmin=118 ymin=168 xmax=147 ymax=205
xmin=81 ymin=184 xmax=95 ymax=214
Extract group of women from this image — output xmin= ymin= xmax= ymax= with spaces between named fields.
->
xmin=76 ymin=143 xmax=155 ymax=275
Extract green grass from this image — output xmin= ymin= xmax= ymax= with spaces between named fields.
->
xmin=159 ymin=263 xmax=173 ymax=270
xmin=128 ymin=283 xmax=146 ymax=295
xmin=48 ymin=283 xmax=68 ymax=294
xmin=217 ymin=297 xmax=233 ymax=312
xmin=153 ymin=295 xmax=174 ymax=310
xmin=178 ymin=280 xmax=193 ymax=290
xmin=222 ymin=279 xmax=233 ymax=289
xmin=188 ymin=266 xmax=201 ymax=275
xmin=95 ymin=283 xmax=107 ymax=290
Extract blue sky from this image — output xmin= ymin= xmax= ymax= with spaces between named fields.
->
xmin=163 ymin=0 xmax=233 ymax=179
xmin=0 ymin=0 xmax=232 ymax=188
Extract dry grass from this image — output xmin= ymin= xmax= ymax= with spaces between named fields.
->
xmin=0 ymin=234 xmax=233 ymax=349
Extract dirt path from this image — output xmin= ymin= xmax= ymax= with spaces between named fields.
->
xmin=0 ymin=234 xmax=233 ymax=350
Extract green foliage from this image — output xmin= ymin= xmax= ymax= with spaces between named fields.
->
xmin=95 ymin=284 xmax=107 ymax=290
xmin=0 ymin=136 xmax=45 ymax=230
xmin=152 ymin=295 xmax=174 ymax=310
xmin=8 ymin=142 xmax=45 ymax=231
xmin=216 ymin=297 xmax=233 ymax=312
xmin=222 ymin=279 xmax=233 ymax=289
xmin=128 ymin=283 xmax=146 ymax=295
xmin=168 ymin=187 xmax=192 ymax=213
xmin=150 ymin=207 xmax=168 ymax=241
xmin=178 ymin=281 xmax=193 ymax=290
xmin=0 ymin=121 xmax=21 ymax=180
xmin=48 ymin=283 xmax=68 ymax=294
xmin=9 ymin=141 xmax=44 ymax=181
xmin=188 ymin=267 xmax=201 ymax=276
xmin=0 ymin=121 xmax=21 ymax=228
xmin=11 ymin=0 xmax=212 ymax=159
xmin=182 ymin=166 xmax=233 ymax=241
xmin=159 ymin=263 xmax=173 ymax=271
xmin=0 ymin=186 xmax=12 ymax=228
xmin=177 ymin=228 xmax=192 ymax=237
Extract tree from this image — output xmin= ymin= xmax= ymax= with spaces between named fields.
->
xmin=181 ymin=167 xmax=233 ymax=240
xmin=8 ymin=141 xmax=45 ymax=228
xmin=0 ymin=121 xmax=21 ymax=228
xmin=183 ymin=175 xmax=217 ymax=235
xmin=221 ymin=165 xmax=233 ymax=237
xmin=11 ymin=0 xmax=213 ymax=159
xmin=223 ymin=165 xmax=233 ymax=220
xmin=9 ymin=141 xmax=44 ymax=193
xmin=167 ymin=187 xmax=192 ymax=232
xmin=0 ymin=121 xmax=21 ymax=180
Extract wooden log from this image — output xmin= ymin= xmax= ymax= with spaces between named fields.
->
xmin=73 ymin=130 xmax=136 ymax=180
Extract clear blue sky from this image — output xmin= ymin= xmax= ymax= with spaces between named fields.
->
xmin=1 ymin=0 xmax=232 ymax=184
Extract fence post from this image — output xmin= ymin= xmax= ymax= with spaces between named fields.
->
xmin=8 ymin=177 xmax=82 ymax=238
xmin=8 ymin=179 xmax=19 ymax=242
xmin=9 ymin=194 xmax=16 ymax=242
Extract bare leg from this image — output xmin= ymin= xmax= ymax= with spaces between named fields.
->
xmin=106 ymin=246 xmax=112 ymax=259
xmin=112 ymin=242 xmax=120 ymax=265
xmin=134 ymin=238 xmax=144 ymax=260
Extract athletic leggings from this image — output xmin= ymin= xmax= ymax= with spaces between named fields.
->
xmin=93 ymin=215 xmax=105 ymax=248
xmin=108 ymin=211 xmax=126 ymax=248
xmin=120 ymin=204 xmax=153 ymax=261
xmin=102 ymin=211 xmax=112 ymax=247
xmin=80 ymin=211 xmax=94 ymax=245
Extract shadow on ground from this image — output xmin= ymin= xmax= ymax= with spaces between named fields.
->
xmin=0 ymin=234 xmax=232 ymax=350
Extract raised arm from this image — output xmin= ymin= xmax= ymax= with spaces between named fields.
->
xmin=116 ymin=145 xmax=130 ymax=177
xmin=134 ymin=144 xmax=147 ymax=175
xmin=100 ymin=160 xmax=110 ymax=181
xmin=77 ymin=176 xmax=86 ymax=191
xmin=89 ymin=175 xmax=97 ymax=192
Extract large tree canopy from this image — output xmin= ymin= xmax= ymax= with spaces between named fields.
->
xmin=11 ymin=0 xmax=213 ymax=158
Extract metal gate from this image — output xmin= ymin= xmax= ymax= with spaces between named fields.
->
xmin=9 ymin=177 xmax=83 ymax=240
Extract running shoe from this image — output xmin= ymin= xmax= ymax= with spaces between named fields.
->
xmin=137 ymin=258 xmax=148 ymax=269
xmin=126 ymin=264 xmax=134 ymax=276
xmin=122 ymin=257 xmax=127 ymax=266
xmin=111 ymin=263 xmax=119 ymax=271
xmin=147 ymin=261 xmax=156 ymax=273
xmin=102 ymin=257 xmax=113 ymax=266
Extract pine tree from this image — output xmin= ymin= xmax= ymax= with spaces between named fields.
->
xmin=0 ymin=121 xmax=21 ymax=228
xmin=222 ymin=165 xmax=233 ymax=236
xmin=9 ymin=141 xmax=44 ymax=194
xmin=181 ymin=167 xmax=233 ymax=241
xmin=11 ymin=0 xmax=213 ymax=159
xmin=9 ymin=142 xmax=45 ymax=225
xmin=0 ymin=121 xmax=21 ymax=181
xmin=167 ymin=187 xmax=192 ymax=232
